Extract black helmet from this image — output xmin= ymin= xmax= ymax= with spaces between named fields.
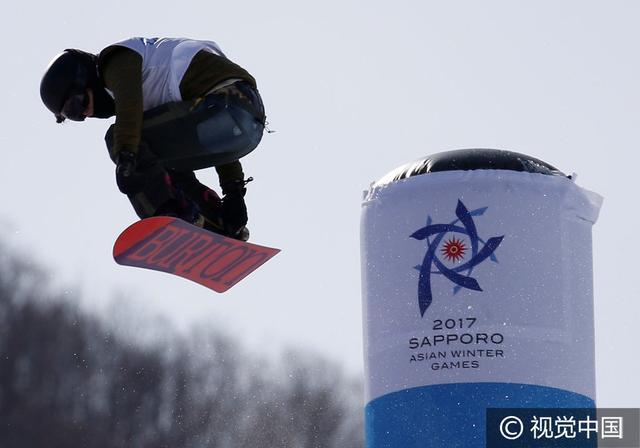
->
xmin=40 ymin=49 xmax=98 ymax=123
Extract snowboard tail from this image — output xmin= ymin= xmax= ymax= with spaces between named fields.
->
xmin=113 ymin=217 xmax=280 ymax=292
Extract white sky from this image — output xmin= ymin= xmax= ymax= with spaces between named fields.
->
xmin=1 ymin=0 xmax=638 ymax=406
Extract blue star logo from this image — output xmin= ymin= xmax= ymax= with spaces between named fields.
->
xmin=411 ymin=200 xmax=504 ymax=317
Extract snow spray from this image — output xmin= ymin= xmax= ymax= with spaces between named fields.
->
xmin=360 ymin=149 xmax=602 ymax=447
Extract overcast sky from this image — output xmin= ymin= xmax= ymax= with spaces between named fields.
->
xmin=1 ymin=0 xmax=638 ymax=406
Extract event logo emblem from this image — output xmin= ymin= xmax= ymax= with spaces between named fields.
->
xmin=411 ymin=200 xmax=504 ymax=317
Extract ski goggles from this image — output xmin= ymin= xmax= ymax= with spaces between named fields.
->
xmin=59 ymin=91 xmax=89 ymax=122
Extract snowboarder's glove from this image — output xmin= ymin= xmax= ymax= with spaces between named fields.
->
xmin=221 ymin=179 xmax=250 ymax=236
xmin=115 ymin=150 xmax=144 ymax=195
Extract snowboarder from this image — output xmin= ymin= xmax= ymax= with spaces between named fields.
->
xmin=40 ymin=37 xmax=266 ymax=241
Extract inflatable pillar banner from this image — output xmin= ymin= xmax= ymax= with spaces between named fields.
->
xmin=360 ymin=149 xmax=603 ymax=447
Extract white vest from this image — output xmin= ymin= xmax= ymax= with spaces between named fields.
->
xmin=108 ymin=37 xmax=225 ymax=111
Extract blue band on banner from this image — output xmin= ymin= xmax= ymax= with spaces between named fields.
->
xmin=364 ymin=383 xmax=595 ymax=448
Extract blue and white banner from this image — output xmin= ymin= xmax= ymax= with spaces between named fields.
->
xmin=360 ymin=169 xmax=602 ymax=447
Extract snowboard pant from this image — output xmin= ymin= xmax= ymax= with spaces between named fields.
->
xmin=105 ymin=81 xmax=265 ymax=220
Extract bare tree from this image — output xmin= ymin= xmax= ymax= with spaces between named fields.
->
xmin=0 ymin=240 xmax=364 ymax=447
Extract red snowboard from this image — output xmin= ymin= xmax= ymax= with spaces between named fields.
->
xmin=113 ymin=217 xmax=280 ymax=292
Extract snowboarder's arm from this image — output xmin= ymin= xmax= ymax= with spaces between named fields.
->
xmin=216 ymin=161 xmax=245 ymax=186
xmin=100 ymin=48 xmax=144 ymax=156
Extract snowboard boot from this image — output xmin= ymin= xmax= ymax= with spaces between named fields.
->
xmin=200 ymin=209 xmax=250 ymax=241
xmin=191 ymin=185 xmax=249 ymax=241
xmin=232 ymin=226 xmax=250 ymax=242
xmin=201 ymin=217 xmax=250 ymax=241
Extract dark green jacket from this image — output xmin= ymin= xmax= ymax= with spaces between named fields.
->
xmin=99 ymin=47 xmax=256 ymax=183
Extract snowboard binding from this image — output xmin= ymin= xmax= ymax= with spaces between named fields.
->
xmin=200 ymin=212 xmax=250 ymax=242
